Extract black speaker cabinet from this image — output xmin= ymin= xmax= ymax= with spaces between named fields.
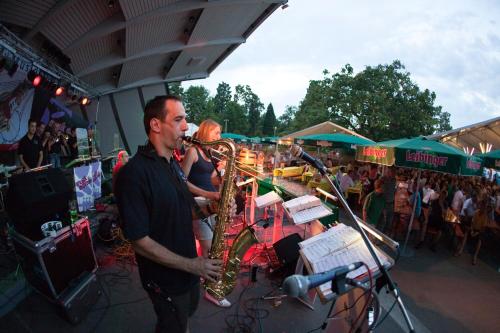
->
xmin=6 ymin=168 xmax=73 ymax=239
xmin=273 ymin=233 xmax=303 ymax=266
xmin=11 ymin=217 xmax=98 ymax=300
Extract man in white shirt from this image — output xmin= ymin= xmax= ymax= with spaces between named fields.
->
xmin=340 ymin=170 xmax=355 ymax=194
xmin=451 ymin=185 xmax=465 ymax=215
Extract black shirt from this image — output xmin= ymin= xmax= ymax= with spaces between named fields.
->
xmin=115 ymin=142 xmax=197 ymax=295
xmin=18 ymin=134 xmax=41 ymax=168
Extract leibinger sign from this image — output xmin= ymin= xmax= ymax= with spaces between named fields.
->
xmin=406 ymin=151 xmax=448 ymax=167
xmin=362 ymin=147 xmax=388 ymax=158
xmin=466 ymin=159 xmax=481 ymax=170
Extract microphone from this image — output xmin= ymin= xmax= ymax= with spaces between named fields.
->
xmin=282 ymin=262 xmax=363 ymax=297
xmin=290 ymin=145 xmax=327 ymax=173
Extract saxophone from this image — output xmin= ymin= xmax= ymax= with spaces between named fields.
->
xmin=183 ymin=136 xmax=259 ymax=300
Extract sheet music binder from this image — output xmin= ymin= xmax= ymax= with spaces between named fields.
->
xmin=282 ymin=195 xmax=333 ymax=225
xmin=299 ymin=223 xmax=393 ymax=302
xmin=254 ymin=191 xmax=282 ymax=208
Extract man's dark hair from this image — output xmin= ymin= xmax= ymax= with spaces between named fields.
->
xmin=143 ymin=95 xmax=182 ymax=135
xmin=28 ymin=118 xmax=37 ymax=126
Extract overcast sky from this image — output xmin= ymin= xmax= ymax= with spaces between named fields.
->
xmin=185 ymin=0 xmax=500 ymax=129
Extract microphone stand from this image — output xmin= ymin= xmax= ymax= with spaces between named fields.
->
xmin=313 ymin=163 xmax=415 ymax=332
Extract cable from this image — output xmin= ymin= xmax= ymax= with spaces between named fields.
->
xmin=372 ymin=289 xmax=399 ymax=330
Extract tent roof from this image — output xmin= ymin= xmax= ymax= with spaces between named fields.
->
xmin=0 ymin=0 xmax=284 ymax=96
xmin=280 ymin=121 xmax=372 ymax=143
xmin=427 ymin=116 xmax=500 ymax=153
xmin=297 ymin=133 xmax=374 ymax=146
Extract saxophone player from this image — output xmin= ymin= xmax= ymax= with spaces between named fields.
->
xmin=181 ymin=119 xmax=231 ymax=308
xmin=115 ymin=96 xmax=226 ymax=333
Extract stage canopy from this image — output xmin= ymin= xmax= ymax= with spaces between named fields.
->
xmin=279 ymin=121 xmax=372 ymax=145
xmin=427 ymin=116 xmax=500 ymax=154
xmin=0 ymin=0 xmax=285 ymax=96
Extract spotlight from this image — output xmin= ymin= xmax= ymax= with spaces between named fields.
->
xmin=79 ymin=96 xmax=89 ymax=105
xmin=55 ymin=86 xmax=64 ymax=96
xmin=33 ymin=75 xmax=42 ymax=86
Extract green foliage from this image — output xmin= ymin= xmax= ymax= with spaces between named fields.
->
xmin=262 ymin=103 xmax=278 ymax=136
xmin=213 ymin=82 xmax=232 ymax=115
xmin=235 ymin=85 xmax=264 ymax=136
xmin=277 ymin=105 xmax=297 ymax=135
xmin=293 ymin=60 xmax=451 ymax=141
xmin=168 ymin=82 xmax=184 ymax=97
xmin=182 ymin=86 xmax=213 ymax=124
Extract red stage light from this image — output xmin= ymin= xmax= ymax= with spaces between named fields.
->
xmin=55 ymin=86 xmax=64 ymax=96
xmin=33 ymin=75 xmax=42 ymax=86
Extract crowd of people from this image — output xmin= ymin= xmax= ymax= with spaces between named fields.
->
xmin=17 ymin=118 xmax=82 ymax=170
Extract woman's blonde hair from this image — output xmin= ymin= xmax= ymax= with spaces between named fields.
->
xmin=196 ymin=119 xmax=221 ymax=142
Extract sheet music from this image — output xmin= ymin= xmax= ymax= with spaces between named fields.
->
xmin=254 ymin=191 xmax=282 ymax=208
xmin=300 ymin=224 xmax=391 ymax=297
xmin=289 ymin=205 xmax=332 ymax=225
xmin=283 ymin=195 xmax=321 ymax=214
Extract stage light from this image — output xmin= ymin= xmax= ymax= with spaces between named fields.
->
xmin=55 ymin=86 xmax=64 ymax=96
xmin=79 ymin=96 xmax=89 ymax=105
xmin=33 ymin=75 xmax=42 ymax=86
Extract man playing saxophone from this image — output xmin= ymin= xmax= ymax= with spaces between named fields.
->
xmin=115 ymin=96 xmax=231 ymax=333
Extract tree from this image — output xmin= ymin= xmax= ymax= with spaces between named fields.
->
xmin=296 ymin=61 xmax=451 ymax=141
xmin=182 ymin=86 xmax=212 ymax=124
xmin=277 ymin=105 xmax=297 ymax=135
xmin=262 ymin=103 xmax=277 ymax=136
xmin=223 ymin=100 xmax=248 ymax=134
xmin=213 ymin=82 xmax=232 ymax=115
xmin=235 ymin=85 xmax=264 ymax=136
xmin=168 ymin=82 xmax=184 ymax=97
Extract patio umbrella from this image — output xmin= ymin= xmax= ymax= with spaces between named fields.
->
xmin=260 ymin=136 xmax=279 ymax=144
xmin=185 ymin=123 xmax=199 ymax=137
xmin=355 ymin=137 xmax=483 ymax=176
xmin=221 ymin=133 xmax=248 ymax=143
xmin=479 ymin=150 xmax=500 ymax=169
xmin=355 ymin=136 xmax=483 ymax=253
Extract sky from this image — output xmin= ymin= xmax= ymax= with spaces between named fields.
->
xmin=185 ymin=0 xmax=500 ymax=129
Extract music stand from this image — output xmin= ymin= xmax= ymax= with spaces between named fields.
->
xmin=293 ymin=146 xmax=415 ymax=333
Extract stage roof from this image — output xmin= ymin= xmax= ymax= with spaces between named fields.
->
xmin=427 ymin=116 xmax=500 ymax=153
xmin=0 ymin=0 xmax=285 ymax=95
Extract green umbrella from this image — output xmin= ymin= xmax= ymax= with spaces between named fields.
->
xmin=249 ymin=136 xmax=261 ymax=143
xmin=295 ymin=133 xmax=374 ymax=150
xmin=479 ymin=150 xmax=500 ymax=169
xmin=261 ymin=136 xmax=279 ymax=144
xmin=356 ymin=137 xmax=483 ymax=176
xmin=221 ymin=133 xmax=248 ymax=143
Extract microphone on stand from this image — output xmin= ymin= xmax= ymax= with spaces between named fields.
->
xmin=290 ymin=145 xmax=328 ymax=174
xmin=282 ymin=262 xmax=363 ymax=297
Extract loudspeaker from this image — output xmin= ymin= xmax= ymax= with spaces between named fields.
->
xmin=6 ymin=168 xmax=72 ymax=240
xmin=272 ymin=233 xmax=303 ymax=280
xmin=273 ymin=233 xmax=303 ymax=266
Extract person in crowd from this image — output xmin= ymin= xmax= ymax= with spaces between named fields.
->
xmin=451 ymin=182 xmax=466 ymax=217
xmin=416 ymin=181 xmax=436 ymax=249
xmin=115 ymin=96 xmax=226 ymax=333
xmin=325 ymin=158 xmax=333 ymax=169
xmin=112 ymin=150 xmax=129 ymax=192
xmin=66 ymin=127 xmax=78 ymax=159
xmin=363 ymin=179 xmax=386 ymax=228
xmin=47 ymin=129 xmax=63 ymax=168
xmin=494 ymin=188 xmax=500 ymax=224
xmin=40 ymin=130 xmax=51 ymax=165
xmin=180 ymin=119 xmax=230 ymax=308
xmin=419 ymin=189 xmax=447 ymax=252
xmin=340 ymin=169 xmax=355 ymax=195
xmin=35 ymin=122 xmax=45 ymax=140
xmin=18 ymin=119 xmax=43 ymax=171
xmin=468 ymin=199 xmax=489 ymax=265
xmin=381 ymin=167 xmax=397 ymax=234
xmin=455 ymin=192 xmax=478 ymax=257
